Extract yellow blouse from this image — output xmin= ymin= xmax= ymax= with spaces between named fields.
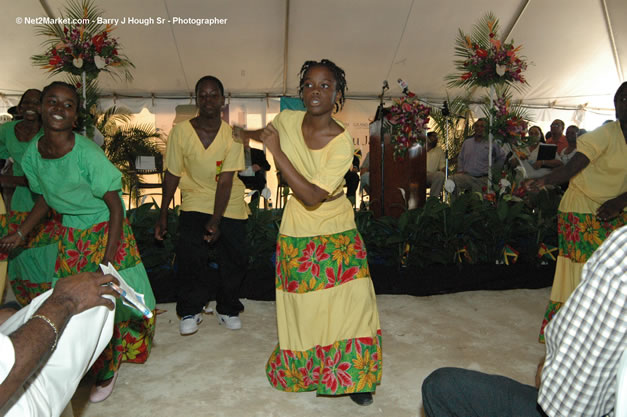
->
xmin=560 ymin=121 xmax=627 ymax=214
xmin=272 ymin=110 xmax=355 ymax=237
xmin=165 ymin=120 xmax=248 ymax=219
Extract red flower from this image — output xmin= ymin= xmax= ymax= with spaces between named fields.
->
xmin=49 ymin=55 xmax=63 ymax=66
xmin=325 ymin=263 xmax=359 ymax=288
xmin=114 ymin=240 xmax=128 ymax=265
xmin=297 ymin=241 xmax=329 ymax=278
xmin=297 ymin=356 xmax=320 ymax=387
xmin=461 ymin=72 xmax=472 ymax=81
xmin=321 ymin=350 xmax=352 ymax=393
xmin=66 ymin=239 xmax=93 ymax=272
xmin=268 ymin=354 xmax=287 ymax=388
xmin=476 ymin=49 xmax=488 ymax=58
xmin=354 ymin=234 xmax=367 ymax=259
xmin=92 ymin=33 xmax=105 ymax=53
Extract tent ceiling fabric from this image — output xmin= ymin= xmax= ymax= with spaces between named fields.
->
xmin=1 ymin=0 xmax=625 ymax=110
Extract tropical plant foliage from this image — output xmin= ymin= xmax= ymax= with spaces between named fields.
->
xmin=446 ymin=12 xmax=527 ymax=91
xmin=428 ymin=95 xmax=473 ymax=171
xmin=97 ymin=107 xmax=164 ymax=203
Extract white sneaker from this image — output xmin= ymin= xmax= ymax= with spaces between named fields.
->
xmin=180 ymin=313 xmax=203 ymax=335
xmin=217 ymin=313 xmax=241 ymax=330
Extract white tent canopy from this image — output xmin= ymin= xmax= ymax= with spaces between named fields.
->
xmin=2 ymin=0 xmax=625 ymax=109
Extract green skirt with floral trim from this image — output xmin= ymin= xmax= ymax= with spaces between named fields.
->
xmin=0 ymin=210 xmax=63 ymax=306
xmin=54 ymin=218 xmax=156 ymax=382
xmin=539 ymin=211 xmax=626 ymax=343
xmin=266 ymin=229 xmax=382 ymax=395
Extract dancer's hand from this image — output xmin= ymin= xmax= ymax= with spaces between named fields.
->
xmin=154 ymin=216 xmax=168 ymax=241
xmin=0 ymin=233 xmax=23 ymax=252
xmin=204 ymin=217 xmax=221 ymax=243
xmin=597 ymin=196 xmax=625 ymax=221
xmin=523 ymin=178 xmax=546 ymax=192
xmin=260 ymin=123 xmax=280 ymax=154
xmin=232 ymin=125 xmax=245 ymax=143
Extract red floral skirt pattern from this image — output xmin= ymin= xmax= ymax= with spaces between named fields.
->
xmin=54 ymin=218 xmax=155 ymax=382
xmin=539 ymin=210 xmax=626 ymax=343
xmin=0 ymin=210 xmax=63 ymax=305
xmin=557 ymin=211 xmax=626 ymax=263
xmin=267 ymin=230 xmax=382 ymax=395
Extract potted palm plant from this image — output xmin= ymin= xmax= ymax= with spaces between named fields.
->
xmin=97 ymin=107 xmax=165 ymax=205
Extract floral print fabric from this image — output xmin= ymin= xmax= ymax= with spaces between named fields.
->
xmin=268 ymin=230 xmax=382 ymax=394
xmin=55 ymin=218 xmax=155 ymax=382
xmin=275 ymin=229 xmax=370 ymax=293
xmin=0 ymin=210 xmax=63 ymax=305
xmin=557 ymin=211 xmax=626 ymax=263
xmin=539 ymin=210 xmax=625 ymax=342
xmin=266 ymin=330 xmax=383 ymax=395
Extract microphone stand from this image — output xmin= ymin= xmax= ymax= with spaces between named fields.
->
xmin=442 ymin=101 xmax=451 ymax=201
xmin=378 ymin=81 xmax=389 ymax=216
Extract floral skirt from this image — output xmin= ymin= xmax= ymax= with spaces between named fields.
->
xmin=54 ymin=218 xmax=156 ymax=382
xmin=539 ymin=210 xmax=626 ymax=342
xmin=0 ymin=210 xmax=63 ymax=306
xmin=266 ymin=229 xmax=382 ymax=395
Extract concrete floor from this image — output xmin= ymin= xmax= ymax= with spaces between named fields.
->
xmin=69 ymin=287 xmax=550 ymax=417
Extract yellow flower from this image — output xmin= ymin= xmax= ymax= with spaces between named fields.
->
xmin=578 ymin=216 xmax=602 ymax=246
xmin=122 ymin=340 xmax=144 ymax=361
xmin=353 ymin=350 xmax=378 ymax=391
xmin=280 ymin=241 xmax=299 ymax=274
xmin=356 ymin=265 xmax=370 ymax=279
xmin=285 ymin=363 xmax=307 ymax=391
xmin=330 ymin=235 xmax=355 ymax=265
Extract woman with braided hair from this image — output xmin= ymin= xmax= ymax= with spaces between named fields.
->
xmin=239 ymin=59 xmax=382 ymax=406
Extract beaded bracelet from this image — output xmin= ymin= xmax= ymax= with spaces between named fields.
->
xmin=32 ymin=314 xmax=59 ymax=351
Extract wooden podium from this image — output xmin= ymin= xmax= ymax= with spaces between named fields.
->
xmin=368 ymin=119 xmax=427 ymax=218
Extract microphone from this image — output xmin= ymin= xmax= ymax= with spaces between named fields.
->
xmin=382 ymin=80 xmax=389 ymax=90
xmin=442 ymin=101 xmax=450 ymax=117
xmin=397 ymin=78 xmax=409 ymax=95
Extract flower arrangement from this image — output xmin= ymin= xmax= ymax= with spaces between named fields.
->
xmin=489 ymin=95 xmax=528 ymax=146
xmin=447 ymin=13 xmax=527 ymax=90
xmin=385 ymin=92 xmax=431 ymax=160
xmin=31 ymin=0 xmax=133 ymax=81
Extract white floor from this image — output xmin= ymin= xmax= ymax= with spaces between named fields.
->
xmin=69 ymin=288 xmax=550 ymax=417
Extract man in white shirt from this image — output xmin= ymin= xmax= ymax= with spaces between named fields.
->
xmin=426 ymin=132 xmax=446 ymax=198
xmin=0 ymin=272 xmax=118 ymax=417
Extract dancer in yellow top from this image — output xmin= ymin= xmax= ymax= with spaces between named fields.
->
xmin=240 ymin=59 xmax=382 ymax=406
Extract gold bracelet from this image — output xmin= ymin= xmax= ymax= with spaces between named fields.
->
xmin=16 ymin=229 xmax=25 ymax=241
xmin=32 ymin=314 xmax=59 ymax=351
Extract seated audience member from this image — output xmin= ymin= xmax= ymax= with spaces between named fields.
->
xmin=514 ymin=126 xmax=552 ymax=179
xmin=344 ymin=153 xmax=360 ymax=205
xmin=426 ymin=132 xmax=446 ymax=198
xmin=449 ymin=118 xmax=505 ymax=194
xmin=546 ymin=119 xmax=567 ymax=154
xmin=558 ymin=125 xmax=578 ymax=165
xmin=238 ymin=138 xmax=271 ymax=198
xmin=0 ymin=272 xmax=118 ymax=417
xmin=360 ymin=151 xmax=370 ymax=195
xmin=421 ymin=225 xmax=627 ymax=417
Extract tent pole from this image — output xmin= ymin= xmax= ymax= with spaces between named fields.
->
xmin=601 ymin=0 xmax=624 ymax=82
xmin=502 ymin=0 xmax=531 ymax=43
xmin=282 ymin=0 xmax=290 ymax=96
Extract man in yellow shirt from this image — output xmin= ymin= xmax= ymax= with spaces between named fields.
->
xmin=155 ymin=76 xmax=248 ymax=335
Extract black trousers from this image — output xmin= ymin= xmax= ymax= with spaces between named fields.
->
xmin=175 ymin=211 xmax=248 ymax=317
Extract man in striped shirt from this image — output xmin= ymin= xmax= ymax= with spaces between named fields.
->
xmin=422 ymin=225 xmax=627 ymax=417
